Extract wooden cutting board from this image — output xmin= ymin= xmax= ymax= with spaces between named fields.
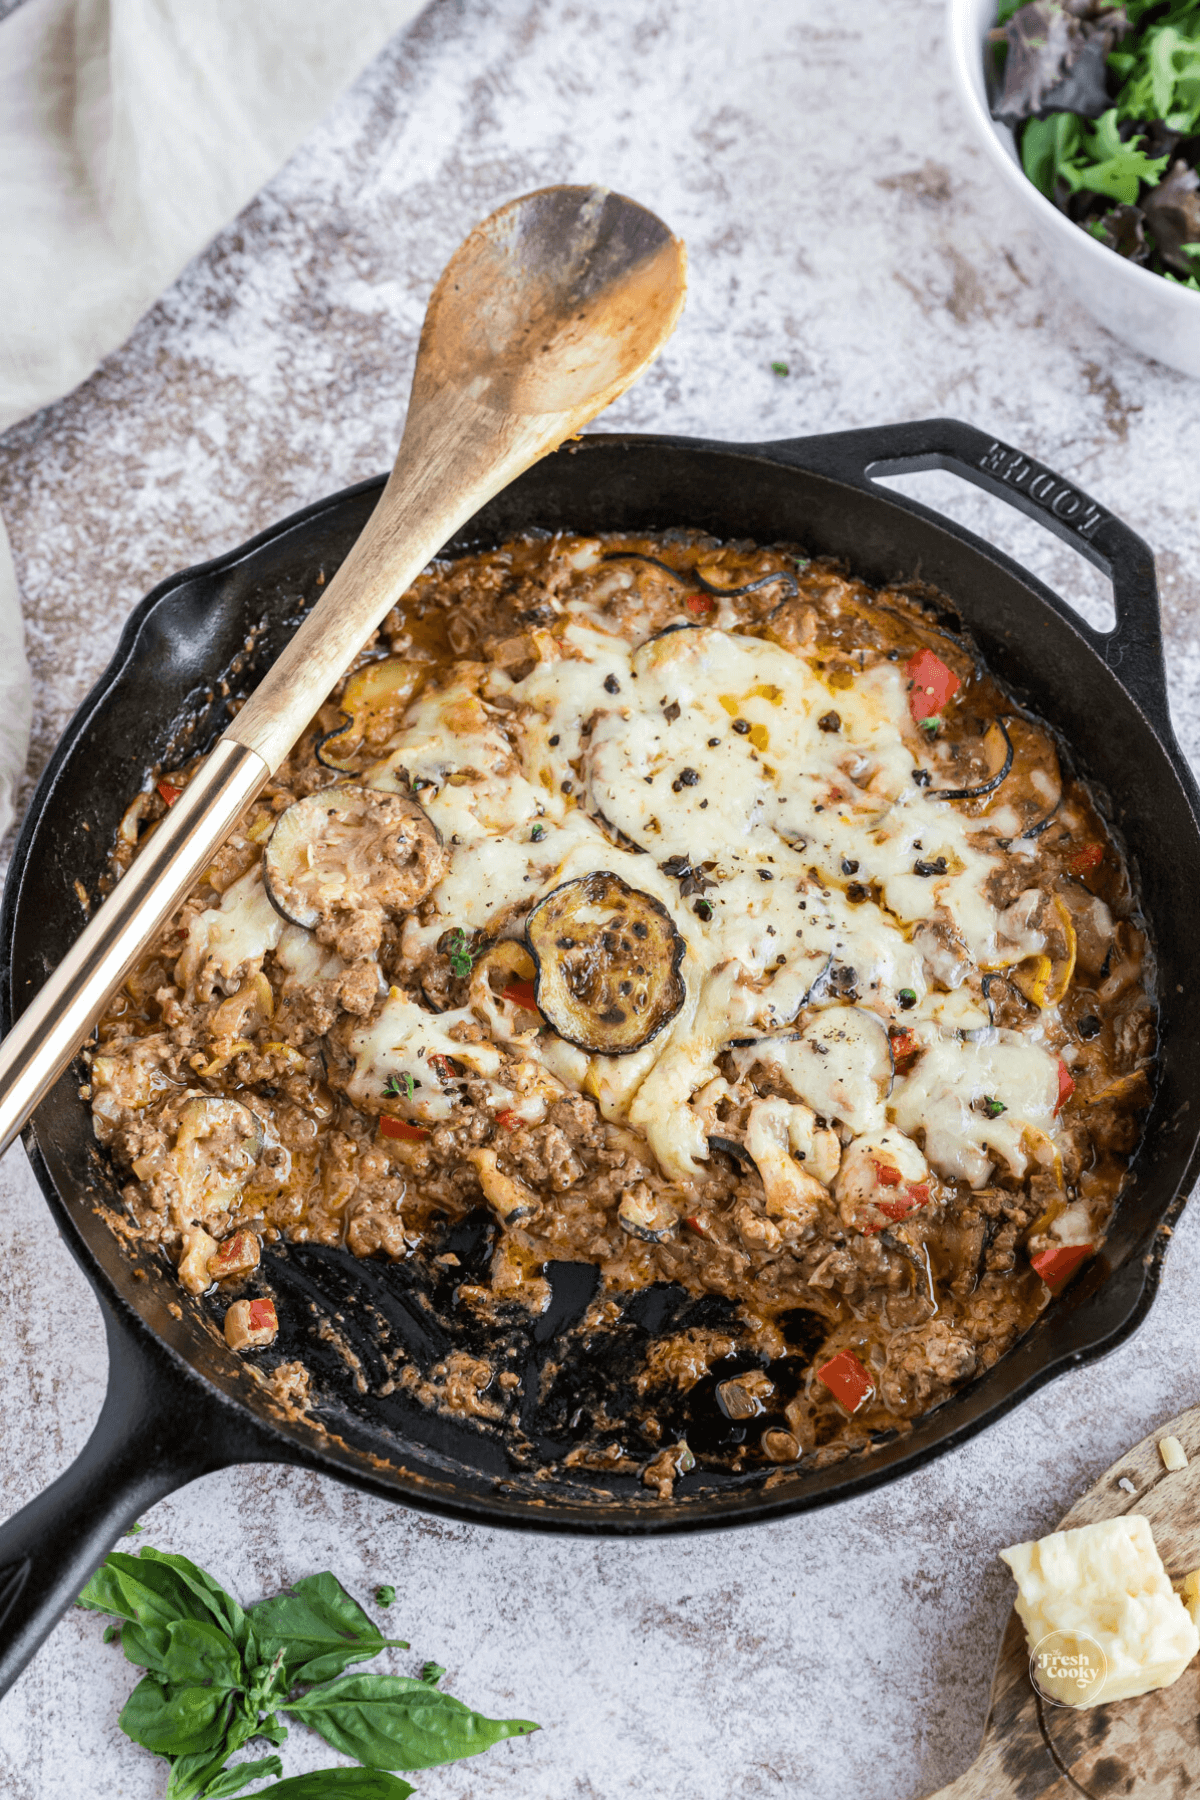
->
xmin=926 ymin=1404 xmax=1200 ymax=1798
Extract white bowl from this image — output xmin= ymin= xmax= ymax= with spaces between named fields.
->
xmin=948 ymin=0 xmax=1200 ymax=378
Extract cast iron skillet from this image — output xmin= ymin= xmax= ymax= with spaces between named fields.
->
xmin=0 ymin=418 xmax=1197 ymax=1694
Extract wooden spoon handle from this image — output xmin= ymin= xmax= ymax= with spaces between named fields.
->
xmin=0 ymin=740 xmax=266 ymax=1158
xmin=0 ymin=393 xmax=566 ymax=1156
xmin=224 ymin=387 xmax=546 ymax=773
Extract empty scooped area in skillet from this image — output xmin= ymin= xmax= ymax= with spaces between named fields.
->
xmin=6 ymin=433 xmax=1198 ymax=1530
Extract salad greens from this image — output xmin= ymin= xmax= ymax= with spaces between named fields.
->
xmin=78 ymin=1547 xmax=538 ymax=1798
xmin=988 ymin=0 xmax=1200 ymax=288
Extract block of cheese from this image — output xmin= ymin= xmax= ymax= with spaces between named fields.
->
xmin=999 ymin=1514 xmax=1200 ymax=1706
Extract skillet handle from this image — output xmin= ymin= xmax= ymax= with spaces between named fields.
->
xmin=762 ymin=417 xmax=1171 ymax=734
xmin=0 ymin=1291 xmax=256 ymax=1698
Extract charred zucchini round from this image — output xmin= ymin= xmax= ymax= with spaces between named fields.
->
xmin=263 ymin=785 xmax=446 ymax=935
xmin=525 ymin=871 xmax=685 ymax=1055
xmin=316 ymin=658 xmax=427 ymax=771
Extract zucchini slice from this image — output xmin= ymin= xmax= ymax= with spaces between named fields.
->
xmin=316 ymin=659 xmax=427 ymax=771
xmin=263 ymin=785 xmax=446 ymax=933
xmin=525 ymin=871 xmax=685 ymax=1055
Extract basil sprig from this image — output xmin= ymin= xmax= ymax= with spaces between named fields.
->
xmin=79 ymin=1549 xmax=538 ymax=1798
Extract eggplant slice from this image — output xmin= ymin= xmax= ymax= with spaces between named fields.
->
xmin=263 ymin=786 xmax=446 ymax=945
xmin=526 ymin=870 xmax=685 ymax=1055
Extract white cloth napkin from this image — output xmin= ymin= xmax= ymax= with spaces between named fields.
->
xmin=0 ymin=0 xmax=424 ymax=841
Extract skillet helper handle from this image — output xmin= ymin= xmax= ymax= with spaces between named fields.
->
xmin=0 ymin=1293 xmax=249 ymax=1698
xmin=769 ymin=417 xmax=1171 ymax=733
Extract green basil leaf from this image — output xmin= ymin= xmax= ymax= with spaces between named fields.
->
xmin=281 ymin=1672 xmax=539 ymax=1771
xmin=165 ymin=1698 xmax=265 ymax=1800
xmin=166 ymin=1749 xmax=233 ymax=1800
xmin=247 ymin=1574 xmax=408 ymax=1685
xmin=80 ymin=1549 xmax=245 ymax=1654
xmin=79 ymin=1558 xmax=224 ymax=1678
xmin=138 ymin=1548 xmax=249 ymax=1646
xmin=255 ymin=1713 xmax=290 ymax=1748
xmin=201 ymin=1753 xmax=285 ymax=1797
xmin=162 ymin=1618 xmax=245 ymax=1692
xmin=254 ymin=1774 xmax=415 ymax=1798
xmin=119 ymin=1618 xmax=173 ymax=1677
xmin=419 ymin=1663 xmax=445 ymax=1687
xmin=118 ymin=1674 xmax=236 ymax=1758
xmin=79 ymin=1558 xmax=190 ymax=1628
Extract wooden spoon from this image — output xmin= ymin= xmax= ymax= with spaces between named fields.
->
xmin=925 ymin=1403 xmax=1200 ymax=1798
xmin=0 ymin=185 xmax=686 ymax=1153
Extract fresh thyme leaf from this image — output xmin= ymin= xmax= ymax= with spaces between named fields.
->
xmin=246 ymin=1573 xmax=409 ymax=1686
xmin=984 ymin=1096 xmax=1008 ymax=1117
xmin=281 ymin=1672 xmax=539 ymax=1772
xmin=920 ymin=717 xmax=941 ymax=736
xmin=125 ymin=1522 xmax=147 ymax=1537
xmin=530 ymin=823 xmax=546 ymax=842
xmin=770 ymin=359 xmax=789 ymax=376
xmin=375 ymin=1587 xmax=396 ymax=1609
xmin=446 ymin=928 xmax=475 ymax=979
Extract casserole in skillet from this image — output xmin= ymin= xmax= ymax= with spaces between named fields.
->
xmin=1 ymin=421 xmax=1196 ymax=1713
xmin=88 ymin=521 xmax=1155 ymax=1487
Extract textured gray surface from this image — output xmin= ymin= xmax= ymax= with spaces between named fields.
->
xmin=1 ymin=1 xmax=1198 ymax=1795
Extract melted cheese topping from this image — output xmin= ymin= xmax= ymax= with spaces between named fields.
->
xmin=339 ymin=614 xmax=1066 ymax=1188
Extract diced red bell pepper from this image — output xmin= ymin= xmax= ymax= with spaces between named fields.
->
xmin=207 ymin=1230 xmax=260 ymax=1281
xmin=501 ymin=979 xmax=539 ymax=1011
xmin=224 ymin=1296 xmax=278 ymax=1350
xmin=876 ymin=1181 xmax=930 ymax=1224
xmin=816 ymin=1349 xmax=875 ymax=1414
xmin=379 ymin=1116 xmax=429 ymax=1142
xmin=685 ymin=593 xmax=714 ymax=617
xmin=889 ymin=1027 xmax=919 ymax=1066
xmin=1055 ymin=1060 xmax=1075 ymax=1115
xmin=157 ymin=780 xmax=182 ymax=806
xmin=429 ymin=1054 xmax=458 ymax=1081
xmin=494 ymin=1109 xmax=522 ymax=1132
xmin=874 ymin=1160 xmax=902 ymax=1187
xmin=1031 ymin=1243 xmax=1092 ymax=1290
xmin=905 ymin=648 xmax=961 ymax=724
xmin=246 ymin=1298 xmax=277 ymax=1335
xmin=1069 ymin=842 xmax=1103 ymax=877
xmin=684 ymin=1214 xmax=710 ymax=1237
